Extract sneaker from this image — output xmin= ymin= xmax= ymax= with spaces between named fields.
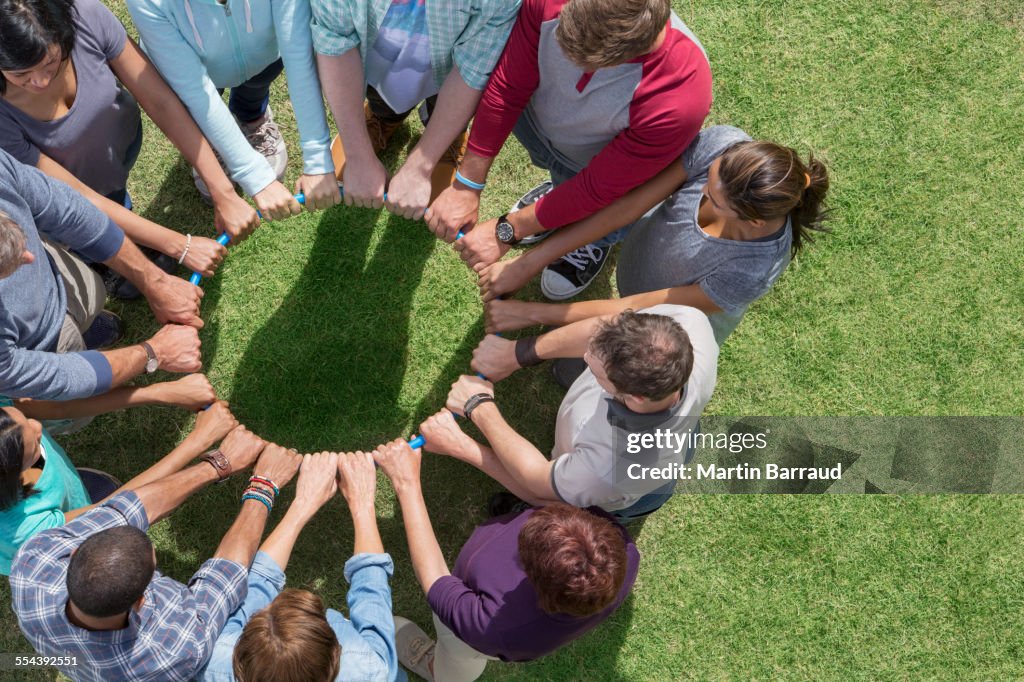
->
xmin=191 ymin=148 xmax=232 ymax=207
xmin=510 ymin=181 xmax=554 ymax=245
xmin=540 ymin=243 xmax=610 ymax=300
xmin=430 ymin=130 xmax=468 ymax=203
xmin=239 ymin=104 xmax=288 ymax=181
xmin=82 ymin=310 xmax=123 ymax=350
xmin=394 ymin=616 xmax=436 ymax=682
xmin=488 ymin=491 xmax=530 ymax=517
xmin=331 ymin=102 xmax=404 ymax=181
xmin=551 ymin=357 xmax=588 ymax=390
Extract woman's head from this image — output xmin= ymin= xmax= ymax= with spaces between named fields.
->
xmin=0 ymin=0 xmax=77 ymax=95
xmin=518 ymin=503 xmax=630 ymax=617
xmin=233 ymin=589 xmax=341 ymax=682
xmin=708 ymin=141 xmax=831 ymax=257
xmin=0 ymin=406 xmax=43 ymax=510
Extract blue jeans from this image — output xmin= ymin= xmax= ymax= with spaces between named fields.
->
xmin=226 ymin=59 xmax=285 ymax=123
xmin=612 ymin=421 xmax=700 ymax=523
xmin=511 ymin=110 xmax=640 ymax=248
xmin=104 ymin=120 xmax=144 ymax=210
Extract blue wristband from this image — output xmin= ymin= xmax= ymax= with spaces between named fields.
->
xmin=455 ymin=169 xmax=486 ymax=191
xmin=242 ymin=492 xmax=273 ymax=513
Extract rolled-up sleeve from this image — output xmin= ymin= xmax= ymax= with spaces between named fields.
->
xmin=343 ymin=552 xmax=399 ymax=678
xmin=451 ymin=0 xmax=521 ymax=91
xmin=188 ymin=558 xmax=249 ymax=659
xmin=310 ymin=0 xmax=360 ymax=56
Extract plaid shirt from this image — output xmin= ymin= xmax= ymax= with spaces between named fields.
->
xmin=9 ymin=492 xmax=247 ymax=682
xmin=310 ymin=0 xmax=521 ymax=90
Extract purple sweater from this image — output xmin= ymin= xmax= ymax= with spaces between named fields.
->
xmin=427 ymin=507 xmax=640 ymax=662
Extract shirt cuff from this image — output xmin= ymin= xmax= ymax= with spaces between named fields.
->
xmin=250 ymin=551 xmax=287 ymax=587
xmin=80 ymin=350 xmax=113 ymax=395
xmin=76 ymin=218 xmax=125 ymax=263
xmin=343 ymin=552 xmax=394 ymax=583
xmin=105 ymin=491 xmax=150 ymax=531
xmin=300 ymin=143 xmax=335 ymax=177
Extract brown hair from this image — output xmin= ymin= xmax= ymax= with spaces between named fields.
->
xmin=0 ymin=210 xmax=26 ymax=279
xmin=518 ymin=503 xmax=629 ymax=617
xmin=555 ymin=0 xmax=671 ymax=69
xmin=590 ymin=310 xmax=693 ymax=401
xmin=717 ymin=141 xmax=831 ymax=257
xmin=233 ymin=589 xmax=341 ymax=682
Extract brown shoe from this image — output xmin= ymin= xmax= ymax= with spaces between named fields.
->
xmin=429 ymin=130 xmax=469 ymax=204
xmin=331 ymin=101 xmax=403 ymax=181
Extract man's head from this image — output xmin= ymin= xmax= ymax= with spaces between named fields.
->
xmin=556 ymin=0 xmax=671 ymax=70
xmin=0 ymin=211 xmax=31 ymax=279
xmin=66 ymin=526 xmax=155 ymax=618
xmin=233 ymin=589 xmax=341 ymax=682
xmin=518 ymin=503 xmax=629 ymax=617
xmin=586 ymin=310 xmax=693 ymax=406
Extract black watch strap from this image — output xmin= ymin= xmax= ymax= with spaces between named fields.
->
xmin=496 ymin=214 xmax=520 ymax=246
xmin=463 ymin=393 xmax=496 ymax=420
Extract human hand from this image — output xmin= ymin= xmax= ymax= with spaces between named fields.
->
xmin=144 ymin=273 xmax=204 ymax=328
xmin=181 ymin=235 xmax=227 ymax=278
xmin=477 ymin=257 xmax=532 ymax=302
xmin=371 ymin=438 xmax=421 ymax=494
xmin=152 ymin=373 xmax=216 ymax=410
xmin=213 ymin=192 xmax=260 ymax=243
xmin=295 ymin=173 xmax=342 ymax=212
xmin=385 ymin=159 xmax=432 ymax=220
xmin=219 ymin=425 xmax=267 ymax=474
xmin=337 ymin=451 xmax=378 ymax=511
xmin=254 ymin=443 xmax=302 ymax=489
xmin=291 ymin=452 xmax=339 ymax=517
xmin=342 ymin=157 xmax=387 ymax=209
xmin=471 ymin=334 xmax=521 ymax=381
xmin=419 ymin=409 xmax=475 ymax=460
xmin=425 ymin=184 xmax=480 ymax=242
xmin=484 ymin=299 xmax=543 ymax=334
xmin=446 ymin=374 xmax=495 ymax=416
xmin=147 ymin=324 xmax=202 ymax=373
xmin=191 ymin=399 xmax=238 ymax=449
xmin=254 ymin=180 xmax=303 ymax=221
xmin=454 ymin=217 xmax=509 ymax=269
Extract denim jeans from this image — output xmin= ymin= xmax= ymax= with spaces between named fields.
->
xmin=612 ymin=420 xmax=700 ymax=523
xmin=511 ymin=110 xmax=641 ymax=248
xmin=104 ymin=119 xmax=144 ymax=210
xmin=226 ymin=59 xmax=285 ymax=123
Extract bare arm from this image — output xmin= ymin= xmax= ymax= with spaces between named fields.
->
xmin=258 ymin=452 xmax=339 ymax=570
xmin=337 ymin=452 xmax=385 ymax=555
xmin=103 ymin=234 xmax=204 ymax=328
xmin=14 ymin=374 xmax=214 ymax=420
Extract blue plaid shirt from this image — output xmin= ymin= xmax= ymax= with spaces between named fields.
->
xmin=9 ymin=492 xmax=247 ymax=682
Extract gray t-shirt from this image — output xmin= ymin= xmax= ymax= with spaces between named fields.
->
xmin=616 ymin=126 xmax=792 ymax=344
xmin=0 ymin=0 xmax=140 ymax=197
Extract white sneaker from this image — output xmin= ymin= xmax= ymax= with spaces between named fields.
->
xmin=239 ymin=104 xmax=288 ymax=181
xmin=540 ymin=243 xmax=610 ymax=300
xmin=394 ymin=616 xmax=436 ymax=682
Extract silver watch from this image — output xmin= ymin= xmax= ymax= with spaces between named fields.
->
xmin=141 ymin=342 xmax=159 ymax=374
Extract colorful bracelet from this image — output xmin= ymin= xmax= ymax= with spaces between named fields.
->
xmin=241 ymin=491 xmax=273 ymax=513
xmin=248 ymin=475 xmax=280 ymax=496
xmin=455 ymin=169 xmax=486 ymax=191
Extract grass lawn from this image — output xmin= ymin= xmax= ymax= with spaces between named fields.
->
xmin=3 ymin=0 xmax=1024 ymax=679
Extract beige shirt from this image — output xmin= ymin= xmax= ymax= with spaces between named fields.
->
xmin=550 ymin=305 xmax=719 ymax=511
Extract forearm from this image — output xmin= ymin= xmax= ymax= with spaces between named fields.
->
xmin=134 ymin=461 xmax=219 ymax=524
xmin=213 ymin=501 xmax=271 ymax=566
xmin=531 ymin=316 xmax=608 ymax=359
xmin=258 ymin=505 xmax=314 ymax=571
xmin=406 ymin=68 xmax=481 ymax=170
xmin=351 ymin=505 xmax=385 ymax=555
xmin=318 ymin=51 xmax=376 ymax=162
xmin=470 ymin=403 xmax=557 ymax=499
xmin=449 ymin=438 xmax=554 ymax=506
xmin=36 ymin=155 xmax=189 ymax=260
xmin=13 ymin=382 xmax=180 ymax=420
xmin=99 ymin=344 xmax=148 ymax=389
xmin=394 ymin=485 xmax=450 ymax=595
xmin=455 ymin=149 xmax=496 ymax=188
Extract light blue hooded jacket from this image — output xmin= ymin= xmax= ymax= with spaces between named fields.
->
xmin=126 ymin=0 xmax=334 ymax=196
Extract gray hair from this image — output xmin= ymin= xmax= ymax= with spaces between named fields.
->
xmin=0 ymin=211 xmax=26 ymax=279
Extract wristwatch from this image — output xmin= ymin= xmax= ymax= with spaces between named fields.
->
xmin=463 ymin=393 xmax=496 ymax=420
xmin=495 ymin=214 xmax=520 ymax=246
xmin=141 ymin=342 xmax=159 ymax=374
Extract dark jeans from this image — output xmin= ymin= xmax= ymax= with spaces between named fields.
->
xmin=226 ymin=59 xmax=285 ymax=123
xmin=366 ymin=85 xmax=437 ymax=125
xmin=77 ymin=468 xmax=122 ymax=504
xmin=104 ymin=119 xmax=145 ymax=210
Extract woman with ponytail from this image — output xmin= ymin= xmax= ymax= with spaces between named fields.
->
xmin=477 ymin=126 xmax=830 ymax=345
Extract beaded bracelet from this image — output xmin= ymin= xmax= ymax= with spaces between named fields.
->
xmin=455 ymin=169 xmax=486 ymax=192
xmin=248 ymin=475 xmax=280 ymax=496
xmin=178 ymin=234 xmax=192 ymax=265
xmin=241 ymin=487 xmax=274 ymax=513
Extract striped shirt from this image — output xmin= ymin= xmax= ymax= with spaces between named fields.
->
xmin=10 ymin=492 xmax=247 ymax=682
xmin=310 ymin=0 xmax=521 ymax=90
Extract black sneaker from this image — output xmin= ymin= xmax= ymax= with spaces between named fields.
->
xmin=551 ymin=357 xmax=588 ymax=390
xmin=488 ymin=492 xmax=531 ymax=517
xmin=82 ymin=310 xmax=123 ymax=350
xmin=510 ymin=181 xmax=553 ymax=246
xmin=101 ymin=247 xmax=179 ymax=300
xmin=540 ymin=244 xmax=609 ymax=300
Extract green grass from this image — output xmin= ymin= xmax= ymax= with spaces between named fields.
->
xmin=3 ymin=0 xmax=1024 ymax=679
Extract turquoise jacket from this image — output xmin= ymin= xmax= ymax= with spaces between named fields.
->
xmin=126 ymin=0 xmax=334 ymax=196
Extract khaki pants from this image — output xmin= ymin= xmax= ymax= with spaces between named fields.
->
xmin=432 ymin=613 xmax=498 ymax=682
xmin=41 ymin=240 xmax=106 ymax=434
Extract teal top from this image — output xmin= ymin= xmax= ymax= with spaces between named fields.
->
xmin=0 ymin=398 xmax=90 ymax=576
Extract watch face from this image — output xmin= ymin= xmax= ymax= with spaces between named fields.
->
xmin=146 ymin=357 xmax=159 ymax=373
xmin=497 ymin=220 xmax=515 ymax=244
